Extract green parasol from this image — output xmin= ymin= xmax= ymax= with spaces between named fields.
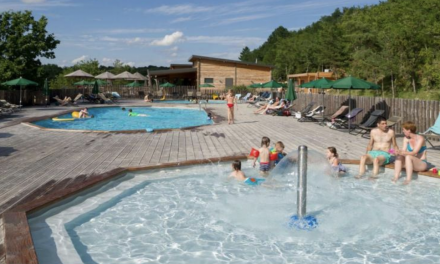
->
xmin=1 ymin=77 xmax=38 ymax=107
xmin=160 ymin=82 xmax=176 ymax=88
xmin=286 ymin=79 xmax=296 ymax=102
xmin=199 ymin=83 xmax=215 ymax=88
xmin=262 ymin=80 xmax=283 ymax=88
xmin=125 ymin=81 xmax=143 ymax=87
xmin=92 ymin=80 xmax=99 ymax=94
xmin=247 ymin=83 xmax=263 ymax=88
xmin=43 ymin=78 xmax=49 ymax=106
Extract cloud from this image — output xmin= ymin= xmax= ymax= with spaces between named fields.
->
xmin=102 ymin=57 xmax=114 ymax=66
xmin=21 ymin=0 xmax=45 ymax=3
xmin=170 ymin=16 xmax=192 ymax=24
xmin=72 ymin=55 xmax=88 ymax=64
xmin=123 ymin=62 xmax=135 ymax=67
xmin=186 ymin=35 xmax=264 ymax=47
xmin=145 ymin=4 xmax=213 ymax=15
xmin=151 ymin=31 xmax=184 ymax=46
xmin=97 ymin=28 xmax=168 ymax=35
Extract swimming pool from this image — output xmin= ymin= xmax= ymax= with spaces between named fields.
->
xmin=28 ymin=155 xmax=440 ymax=264
xmin=33 ymin=107 xmax=212 ymax=131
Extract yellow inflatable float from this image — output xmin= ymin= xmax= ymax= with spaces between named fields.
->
xmin=52 ymin=117 xmax=75 ymax=122
xmin=72 ymin=111 xmax=80 ymax=118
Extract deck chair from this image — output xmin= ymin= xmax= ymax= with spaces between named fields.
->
xmin=319 ymin=105 xmax=349 ymax=126
xmin=350 ymin=109 xmax=385 ymax=136
xmin=73 ymin=93 xmax=82 ymax=104
xmin=386 ymin=116 xmax=402 ymax=129
xmin=293 ymin=102 xmax=315 ymax=119
xmin=212 ymin=93 xmax=219 ymax=100
xmin=241 ymin=93 xmax=251 ymax=102
xmin=422 ymin=113 xmax=440 ymax=148
xmin=330 ymin=108 xmax=364 ymax=130
xmin=196 ymin=91 xmax=202 ymax=100
xmin=84 ymin=94 xmax=100 ymax=103
xmin=98 ymin=93 xmax=114 ymax=104
xmin=159 ymin=94 xmax=166 ymax=101
xmin=53 ymin=96 xmax=73 ymax=106
xmin=298 ymin=105 xmax=326 ymax=122
xmin=0 ymin=100 xmax=19 ymax=111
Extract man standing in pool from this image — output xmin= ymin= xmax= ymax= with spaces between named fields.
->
xmin=225 ymin=89 xmax=237 ymax=124
xmin=356 ymin=116 xmax=399 ymax=179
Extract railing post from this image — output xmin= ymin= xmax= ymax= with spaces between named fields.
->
xmin=297 ymin=145 xmax=307 ymax=218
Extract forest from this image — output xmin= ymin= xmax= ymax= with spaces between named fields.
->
xmin=239 ymin=0 xmax=440 ymax=99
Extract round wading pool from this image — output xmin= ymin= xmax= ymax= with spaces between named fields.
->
xmin=32 ymin=107 xmax=213 ymax=131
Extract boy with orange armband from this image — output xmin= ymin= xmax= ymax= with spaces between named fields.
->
xmin=252 ymin=136 xmax=271 ymax=175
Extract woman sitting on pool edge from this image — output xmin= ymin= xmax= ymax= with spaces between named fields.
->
xmin=392 ymin=121 xmax=428 ymax=185
xmin=128 ymin=109 xmax=148 ymax=117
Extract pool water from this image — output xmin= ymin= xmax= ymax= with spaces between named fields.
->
xmin=28 ymin=157 xmax=440 ymax=264
xmin=33 ymin=107 xmax=212 ymax=131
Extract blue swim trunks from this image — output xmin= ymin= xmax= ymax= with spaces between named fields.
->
xmin=260 ymin=162 xmax=270 ymax=172
xmin=368 ymin=150 xmax=392 ymax=165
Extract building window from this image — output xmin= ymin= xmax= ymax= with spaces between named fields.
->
xmin=204 ymin=78 xmax=214 ymax=84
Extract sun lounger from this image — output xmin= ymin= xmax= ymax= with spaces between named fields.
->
xmin=386 ymin=116 xmax=402 ymax=129
xmin=98 ymin=93 xmax=114 ymax=104
xmin=319 ymin=105 xmax=349 ymax=126
xmin=350 ymin=109 xmax=385 ymax=136
xmin=73 ymin=93 xmax=82 ymax=104
xmin=293 ymin=102 xmax=315 ymax=119
xmin=298 ymin=105 xmax=326 ymax=122
xmin=212 ymin=93 xmax=219 ymax=100
xmin=241 ymin=93 xmax=251 ymax=102
xmin=235 ymin=94 xmax=242 ymax=101
xmin=83 ymin=94 xmax=100 ymax=103
xmin=330 ymin=108 xmax=363 ymax=130
xmin=53 ymin=96 xmax=73 ymax=106
xmin=422 ymin=113 xmax=440 ymax=148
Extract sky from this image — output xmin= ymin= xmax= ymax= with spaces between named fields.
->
xmin=1 ymin=0 xmax=382 ymax=68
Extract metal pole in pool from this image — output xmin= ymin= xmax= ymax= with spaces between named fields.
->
xmin=297 ymin=145 xmax=307 ymax=218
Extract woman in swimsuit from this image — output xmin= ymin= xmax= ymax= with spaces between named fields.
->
xmin=225 ymin=89 xmax=236 ymax=124
xmin=392 ymin=121 xmax=428 ymax=185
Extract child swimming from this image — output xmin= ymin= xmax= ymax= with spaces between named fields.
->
xmin=270 ymin=141 xmax=286 ymax=167
xmin=253 ymin=136 xmax=271 ymax=175
xmin=128 ymin=109 xmax=147 ymax=117
xmin=327 ymin=147 xmax=346 ymax=174
xmin=228 ymin=160 xmax=247 ymax=181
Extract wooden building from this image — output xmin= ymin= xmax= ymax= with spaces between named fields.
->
xmin=287 ymin=71 xmax=337 ymax=94
xmin=149 ymin=55 xmax=273 ymax=91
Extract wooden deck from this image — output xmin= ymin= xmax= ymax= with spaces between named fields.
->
xmin=0 ymin=100 xmax=439 ymax=263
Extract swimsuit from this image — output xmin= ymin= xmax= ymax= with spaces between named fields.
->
xmin=227 ymin=103 xmax=234 ymax=108
xmin=259 ymin=162 xmax=270 ymax=172
xmin=368 ymin=150 xmax=392 ymax=165
xmin=129 ymin=112 xmax=139 ymax=117
xmin=407 ymin=143 xmax=428 ymax=163
xmin=332 ymin=163 xmax=347 ymax=173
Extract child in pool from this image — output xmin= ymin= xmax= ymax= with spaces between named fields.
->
xmin=128 ymin=109 xmax=147 ymax=117
xmin=272 ymin=141 xmax=287 ymax=167
xmin=327 ymin=147 xmax=346 ymax=174
xmin=253 ymin=136 xmax=271 ymax=175
xmin=228 ymin=160 xmax=246 ymax=181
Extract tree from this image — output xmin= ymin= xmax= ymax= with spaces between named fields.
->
xmin=0 ymin=11 xmax=59 ymax=83
xmin=239 ymin=46 xmax=254 ymax=63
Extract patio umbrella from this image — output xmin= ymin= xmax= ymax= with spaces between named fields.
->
xmin=125 ymin=81 xmax=143 ymax=87
xmin=160 ymin=82 xmax=175 ymax=88
xmin=247 ymin=83 xmax=263 ymax=88
xmin=43 ymin=78 xmax=49 ymax=106
xmin=113 ymin=71 xmax=137 ymax=80
xmin=262 ymin=80 xmax=283 ymax=88
xmin=92 ymin=80 xmax=99 ymax=94
xmin=1 ymin=77 xmax=38 ymax=107
xmin=73 ymin=80 xmax=93 ymax=86
xmin=286 ymin=79 xmax=296 ymax=102
xmin=199 ymin=83 xmax=215 ymax=88
xmin=323 ymin=76 xmax=380 ymax=131
xmin=64 ymin=69 xmax=93 ymax=78
xmin=300 ymin=77 xmax=332 ymax=115
xmin=95 ymin=72 xmax=115 ymax=93
xmin=95 ymin=79 xmax=108 ymax=86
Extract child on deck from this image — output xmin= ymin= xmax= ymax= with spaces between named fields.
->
xmin=228 ymin=160 xmax=247 ymax=181
xmin=327 ymin=147 xmax=346 ymax=174
xmin=253 ymin=136 xmax=271 ymax=175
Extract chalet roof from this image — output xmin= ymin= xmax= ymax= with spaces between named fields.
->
xmin=188 ymin=55 xmax=274 ymax=69
xmin=170 ymin=64 xmax=193 ymax=68
xmin=288 ymin=72 xmax=334 ymax=78
xmin=149 ymin=67 xmax=197 ymax=76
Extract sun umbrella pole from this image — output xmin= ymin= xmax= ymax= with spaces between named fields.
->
xmin=19 ymin=85 xmax=22 ymax=108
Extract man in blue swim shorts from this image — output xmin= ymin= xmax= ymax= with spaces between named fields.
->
xmin=356 ymin=116 xmax=399 ymax=179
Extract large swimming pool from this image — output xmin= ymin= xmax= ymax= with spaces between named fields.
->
xmin=28 ymin=154 xmax=440 ymax=264
xmin=33 ymin=107 xmax=212 ymax=131
xmin=155 ymin=100 xmax=226 ymax=104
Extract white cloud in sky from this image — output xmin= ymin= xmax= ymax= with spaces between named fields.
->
xmin=72 ymin=55 xmax=88 ymax=64
xmin=102 ymin=57 xmax=114 ymax=66
xmin=170 ymin=16 xmax=192 ymax=24
xmin=151 ymin=31 xmax=184 ymax=46
xmin=21 ymin=0 xmax=45 ymax=3
xmin=145 ymin=4 xmax=213 ymax=15
xmin=124 ymin=62 xmax=135 ymax=67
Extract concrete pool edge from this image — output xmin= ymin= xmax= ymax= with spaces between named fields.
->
xmin=1 ymin=157 xmax=438 ymax=264
xmin=21 ymin=105 xmax=217 ymax=134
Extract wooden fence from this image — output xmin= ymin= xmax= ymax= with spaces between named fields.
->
xmin=294 ymin=93 xmax=440 ymax=133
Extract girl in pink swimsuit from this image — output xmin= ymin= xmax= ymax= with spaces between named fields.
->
xmin=226 ymin=89 xmax=237 ymax=124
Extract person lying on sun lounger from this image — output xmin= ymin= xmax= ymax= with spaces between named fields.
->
xmin=254 ymin=97 xmax=280 ymax=114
